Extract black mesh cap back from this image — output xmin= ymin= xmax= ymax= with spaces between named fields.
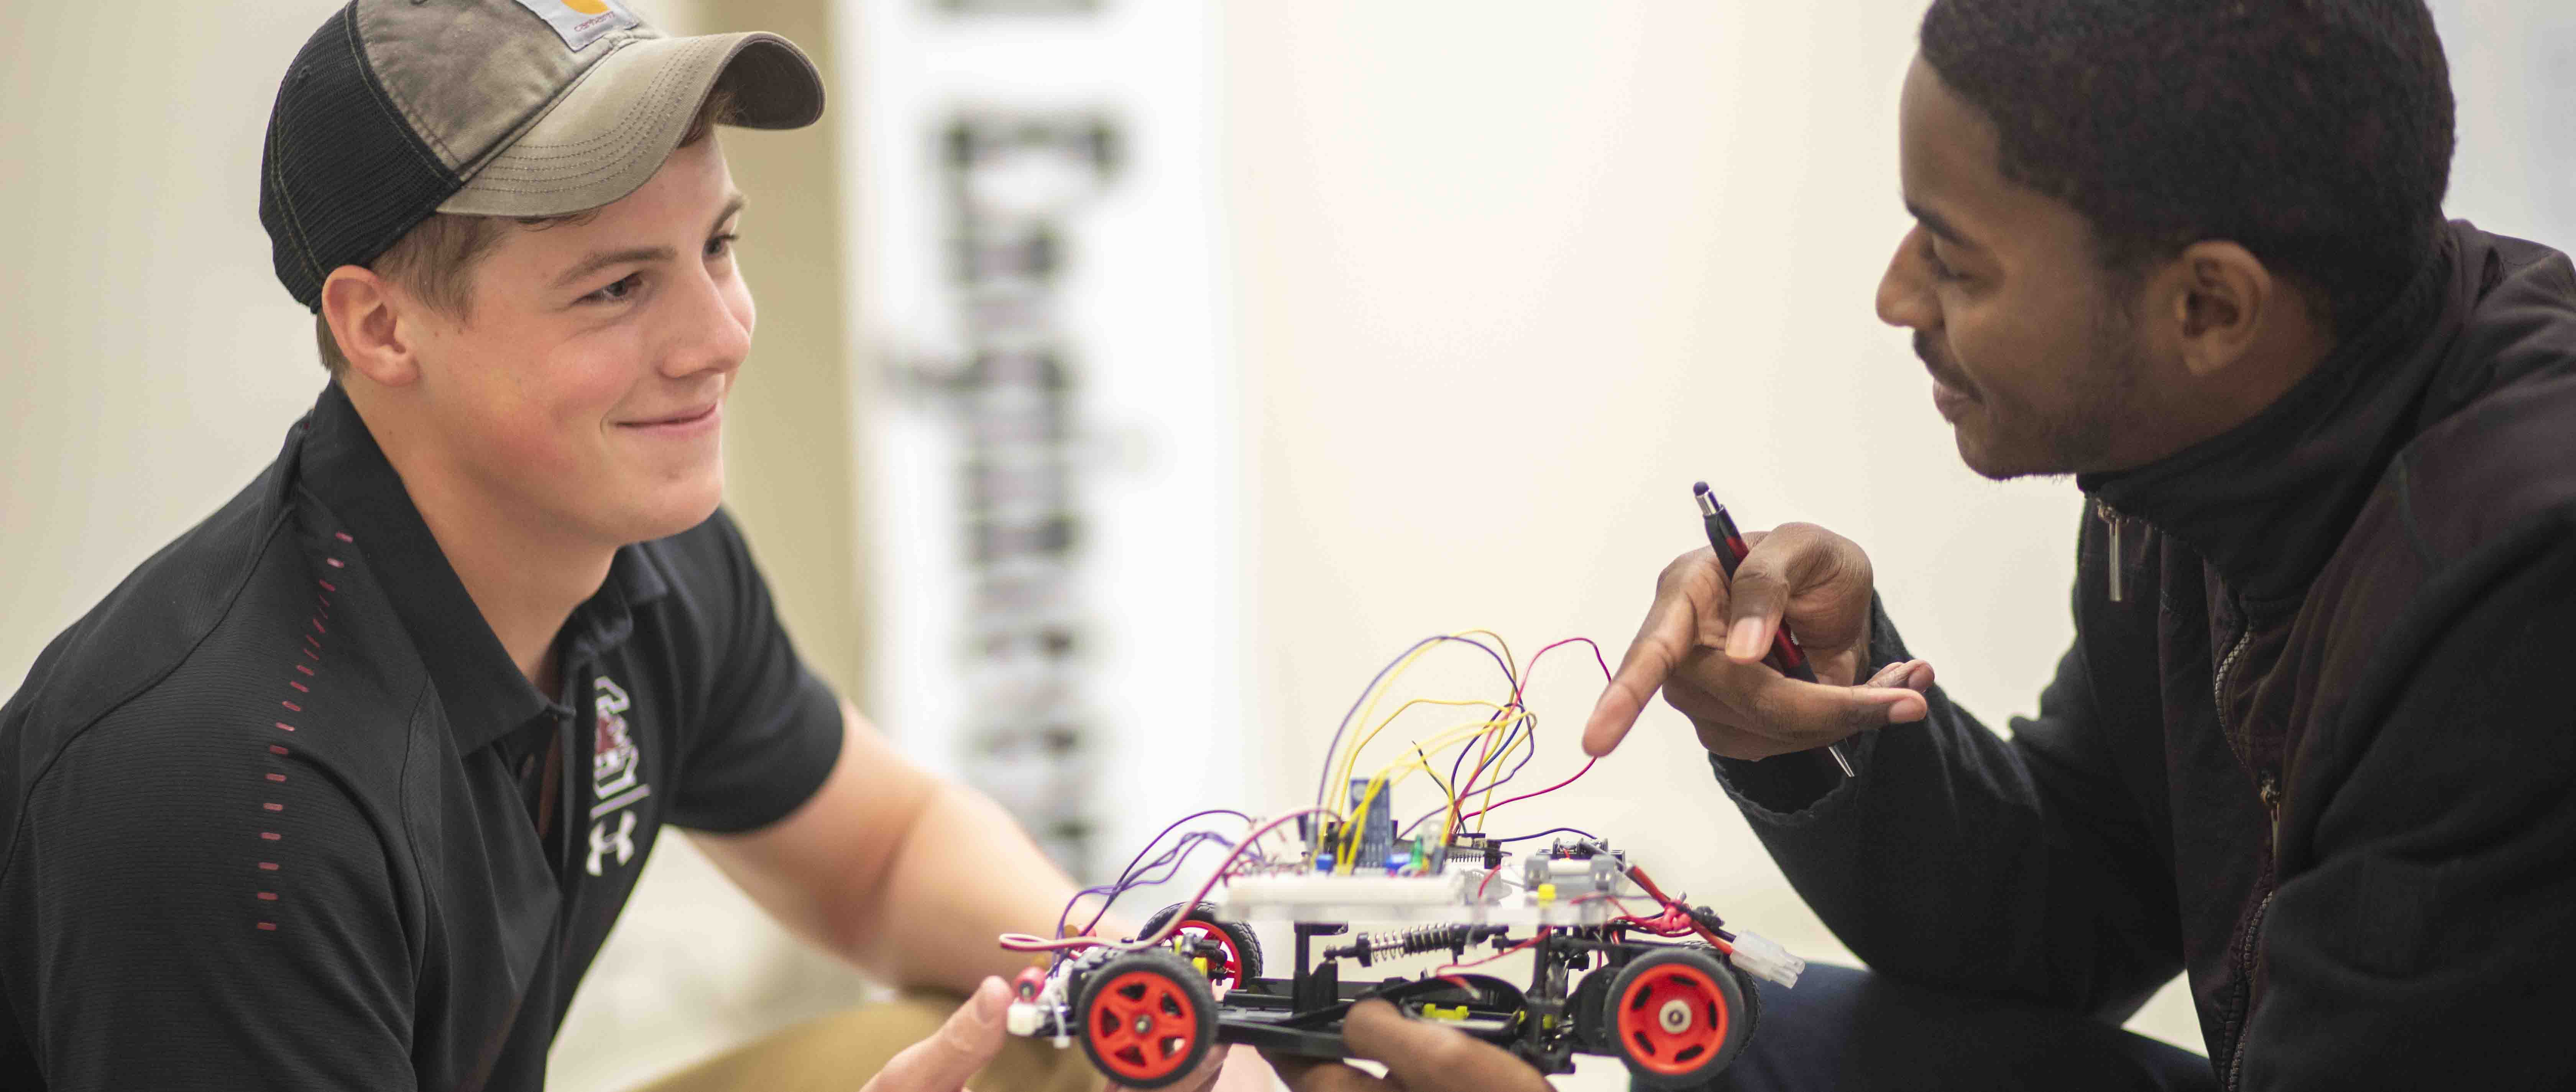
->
xmin=259 ymin=3 xmax=465 ymax=312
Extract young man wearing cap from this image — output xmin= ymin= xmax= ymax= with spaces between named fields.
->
xmin=0 ymin=3 xmax=1250 ymax=1090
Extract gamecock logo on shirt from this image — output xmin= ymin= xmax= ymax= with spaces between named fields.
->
xmin=586 ymin=675 xmax=652 ymax=876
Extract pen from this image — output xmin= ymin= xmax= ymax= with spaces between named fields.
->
xmin=1693 ymin=482 xmax=1859 ymax=778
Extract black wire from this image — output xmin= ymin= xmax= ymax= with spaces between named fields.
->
xmin=1487 ymin=826 xmax=1600 ymax=844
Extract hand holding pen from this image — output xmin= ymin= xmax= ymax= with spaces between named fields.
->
xmin=1693 ymin=484 xmax=1860 ymax=777
xmin=1582 ymin=487 xmax=1936 ymax=762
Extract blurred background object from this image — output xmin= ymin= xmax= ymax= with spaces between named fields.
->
xmin=5 ymin=2 xmax=2573 ymax=1089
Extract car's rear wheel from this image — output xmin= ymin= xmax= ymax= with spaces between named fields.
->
xmin=1140 ymin=901 xmax=1263 ymax=989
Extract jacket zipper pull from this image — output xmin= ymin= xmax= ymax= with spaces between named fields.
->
xmin=2258 ymin=771 xmax=2282 ymax=847
xmin=2096 ymin=498 xmax=2125 ymax=603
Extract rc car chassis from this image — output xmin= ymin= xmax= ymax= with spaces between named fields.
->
xmin=1006 ymin=836 xmax=1804 ymax=1089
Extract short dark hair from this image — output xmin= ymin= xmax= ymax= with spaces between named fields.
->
xmin=1919 ymin=0 xmax=2455 ymax=338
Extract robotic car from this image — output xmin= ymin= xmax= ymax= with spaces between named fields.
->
xmin=1003 ymin=831 xmax=1804 ymax=1089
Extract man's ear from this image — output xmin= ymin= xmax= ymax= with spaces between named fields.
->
xmin=2163 ymin=241 xmax=2275 ymax=379
xmin=319 ymin=266 xmax=421 ymax=387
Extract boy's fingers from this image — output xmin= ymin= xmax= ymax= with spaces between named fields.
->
xmin=864 ymin=977 xmax=1010 ymax=1092
xmin=1341 ymin=1000 xmax=1552 ymax=1092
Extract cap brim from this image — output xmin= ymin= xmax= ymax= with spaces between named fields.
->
xmin=437 ymin=31 xmax=825 ymax=218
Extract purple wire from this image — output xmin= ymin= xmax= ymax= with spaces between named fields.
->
xmin=1055 ymin=809 xmax=1250 ymax=941
xmin=1487 ymin=826 xmax=1599 ymax=844
xmin=1313 ymin=635 xmax=1520 ymax=813
xmin=1405 ymin=712 xmax=1540 ymax=840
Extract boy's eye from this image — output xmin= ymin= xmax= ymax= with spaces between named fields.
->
xmin=586 ymin=272 xmax=643 ymax=303
xmin=706 ymin=232 xmax=739 ymax=259
xmin=1921 ymin=236 xmax=1964 ymax=282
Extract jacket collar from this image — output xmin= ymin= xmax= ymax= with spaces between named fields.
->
xmin=2079 ymin=225 xmax=2469 ymax=613
xmin=292 ymin=382 xmax=668 ymax=752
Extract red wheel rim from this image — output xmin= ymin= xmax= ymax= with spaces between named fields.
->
xmin=1086 ymin=969 xmax=1201 ymax=1082
xmin=1171 ymin=920 xmax=1243 ymax=988
xmin=1616 ymin=962 xmax=1730 ymax=1076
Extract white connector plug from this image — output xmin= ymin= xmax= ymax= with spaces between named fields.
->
xmin=1727 ymin=930 xmax=1806 ymax=989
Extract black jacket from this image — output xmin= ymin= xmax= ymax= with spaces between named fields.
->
xmin=1718 ymin=221 xmax=2576 ymax=1090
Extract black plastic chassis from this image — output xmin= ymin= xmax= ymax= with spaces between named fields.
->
xmin=1187 ymin=921 xmax=1698 ymax=1076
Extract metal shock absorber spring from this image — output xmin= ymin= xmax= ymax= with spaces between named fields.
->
xmin=1326 ymin=924 xmax=1507 ymax=967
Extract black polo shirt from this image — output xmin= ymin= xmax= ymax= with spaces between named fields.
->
xmin=0 ymin=383 xmax=845 ymax=1091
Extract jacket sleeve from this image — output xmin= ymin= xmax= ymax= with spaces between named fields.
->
xmin=2241 ymin=551 xmax=2576 ymax=1088
xmin=6 ymin=714 xmax=417 ymax=1090
xmin=1712 ymin=589 xmax=2183 ymax=1020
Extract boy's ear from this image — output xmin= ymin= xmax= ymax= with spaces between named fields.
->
xmin=319 ymin=266 xmax=421 ymax=387
xmin=2164 ymin=240 xmax=2275 ymax=379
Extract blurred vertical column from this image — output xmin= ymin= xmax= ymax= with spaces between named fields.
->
xmin=937 ymin=117 xmax=1118 ymax=872
xmin=849 ymin=0 xmax=1245 ymax=882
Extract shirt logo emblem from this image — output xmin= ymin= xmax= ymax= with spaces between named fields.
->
xmin=586 ymin=675 xmax=652 ymax=876
xmin=588 ymin=811 xmax=639 ymax=876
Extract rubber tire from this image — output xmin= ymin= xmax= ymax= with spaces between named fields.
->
xmin=1684 ymin=940 xmax=1762 ymax=1048
xmin=1569 ymin=966 xmax=1617 ymax=1053
xmin=1140 ymin=901 xmax=1265 ymax=981
xmin=1076 ymin=948 xmax=1219 ymax=1089
xmin=1607 ymin=945 xmax=1752 ymax=1088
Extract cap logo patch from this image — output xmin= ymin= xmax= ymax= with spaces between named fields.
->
xmin=510 ymin=0 xmax=640 ymax=52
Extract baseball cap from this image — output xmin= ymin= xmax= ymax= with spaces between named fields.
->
xmin=258 ymin=0 xmax=826 ymax=311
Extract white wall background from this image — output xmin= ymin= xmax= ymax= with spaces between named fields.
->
xmin=5 ymin=1 xmax=2575 ymax=1089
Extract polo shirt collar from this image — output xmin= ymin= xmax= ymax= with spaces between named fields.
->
xmin=294 ymin=382 xmax=668 ymax=752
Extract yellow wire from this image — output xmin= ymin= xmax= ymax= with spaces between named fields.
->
xmin=1336 ymin=715 xmax=1526 ymax=871
xmin=1437 ymin=708 xmax=1534 ymax=846
xmin=1338 ymin=719 xmax=1500 ymax=867
xmin=1335 ymin=719 xmax=1497 ymax=870
xmin=1469 ymin=715 xmax=1534 ymax=835
xmin=1320 ymin=628 xmax=1548 ymax=873
xmin=1327 ymin=630 xmax=1520 ymax=810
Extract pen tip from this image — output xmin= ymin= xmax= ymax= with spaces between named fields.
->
xmin=1691 ymin=480 xmax=1711 ymax=496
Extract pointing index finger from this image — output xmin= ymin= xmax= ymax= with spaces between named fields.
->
xmin=1584 ymin=569 xmax=1711 ymax=756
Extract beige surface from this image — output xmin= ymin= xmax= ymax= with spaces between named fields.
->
xmin=618 ymin=992 xmax=1100 ymax=1092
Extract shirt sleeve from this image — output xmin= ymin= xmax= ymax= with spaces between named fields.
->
xmin=7 ymin=714 xmax=416 ymax=1090
xmin=1712 ymin=581 xmax=2185 ymax=1020
xmin=663 ymin=508 xmax=846 ymax=833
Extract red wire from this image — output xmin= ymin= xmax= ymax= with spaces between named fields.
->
xmin=1443 ymin=637 xmax=1616 ymax=835
xmin=1451 ymin=757 xmax=1598 ymax=826
xmin=1446 ymin=638 xmax=1614 ymax=831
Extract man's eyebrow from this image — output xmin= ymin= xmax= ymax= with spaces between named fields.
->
xmin=1905 ymin=200 xmax=1980 ymax=250
xmin=549 ymin=193 xmax=751 ymax=290
xmin=711 ymin=192 xmax=746 ymax=233
xmin=552 ymin=244 xmax=673 ymax=290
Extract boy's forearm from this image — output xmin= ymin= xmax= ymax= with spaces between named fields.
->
xmin=849 ymin=780 xmax=1084 ymax=995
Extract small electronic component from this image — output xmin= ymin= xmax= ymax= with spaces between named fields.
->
xmin=1347 ymin=777 xmax=1396 ymax=876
